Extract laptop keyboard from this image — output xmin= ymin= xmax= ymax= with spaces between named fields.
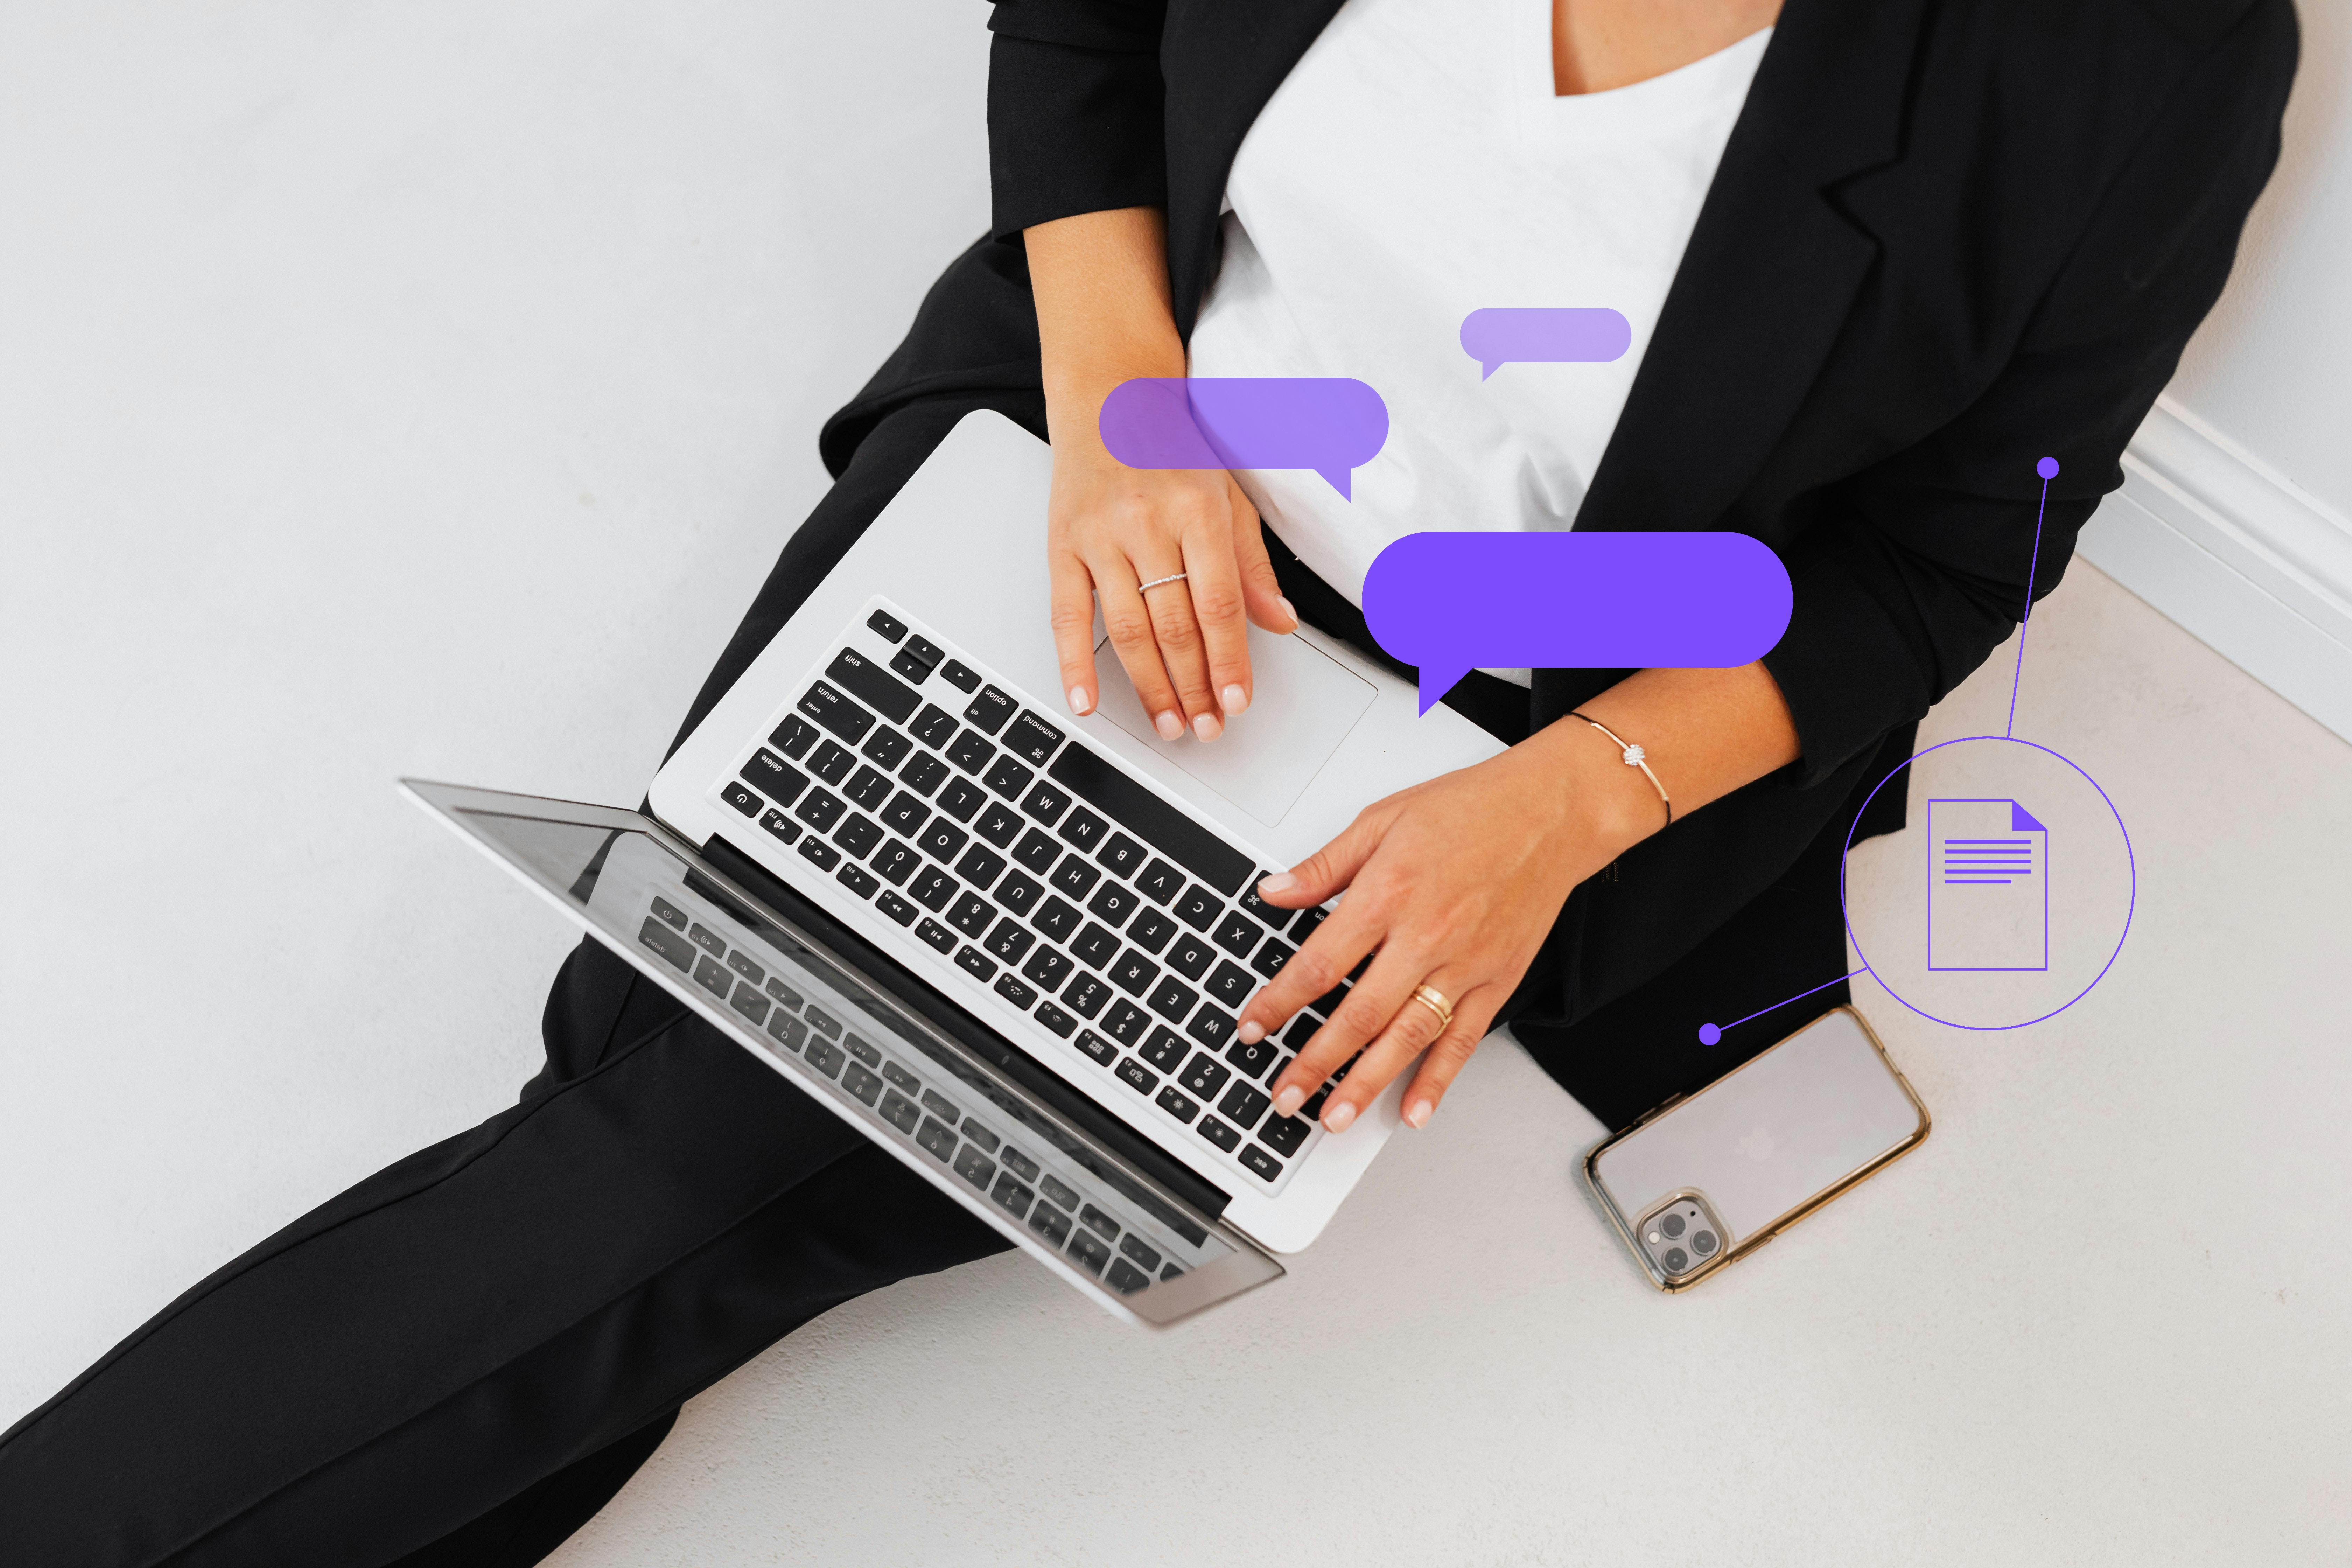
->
xmin=708 ymin=599 xmax=1350 ymax=1195
xmin=634 ymin=890 xmax=1200 ymax=1297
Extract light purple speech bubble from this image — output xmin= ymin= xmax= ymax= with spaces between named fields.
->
xmin=1099 ymin=377 xmax=1388 ymax=498
xmin=1363 ymin=532 xmax=1794 ymax=713
xmin=1458 ymin=308 xmax=1632 ymax=379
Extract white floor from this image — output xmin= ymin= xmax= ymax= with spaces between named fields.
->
xmin=4 ymin=5 xmax=2348 ymax=1564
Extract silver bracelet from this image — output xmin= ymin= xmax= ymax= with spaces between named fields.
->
xmin=1567 ymin=711 xmax=1672 ymax=828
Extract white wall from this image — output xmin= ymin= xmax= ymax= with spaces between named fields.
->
xmin=2078 ymin=0 xmax=2352 ymax=741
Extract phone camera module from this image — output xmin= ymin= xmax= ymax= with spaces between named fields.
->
xmin=1660 ymin=1213 xmax=1686 ymax=1239
xmin=1662 ymin=1247 xmax=1689 ymax=1272
xmin=1693 ymin=1229 xmax=1718 ymax=1256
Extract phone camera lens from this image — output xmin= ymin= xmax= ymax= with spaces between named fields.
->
xmin=1662 ymin=1247 xmax=1689 ymax=1273
xmin=1660 ymin=1213 xmax=1686 ymax=1239
xmin=1693 ymin=1230 xmax=1718 ymax=1256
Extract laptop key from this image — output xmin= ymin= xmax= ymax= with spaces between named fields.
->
xmin=809 ymin=740 xmax=855 ymax=785
xmin=1062 ymin=972 xmax=1110 ymax=1019
xmin=1004 ymin=712 xmax=1065 ymax=765
xmin=1106 ymin=1258 xmax=1152 ymax=1295
xmin=939 ymin=658 xmax=982 ymax=693
xmin=947 ymin=894 xmax=995 ymax=938
xmin=1086 ymin=882 xmax=1139 ymax=927
xmin=1258 ymin=1111 xmax=1311 ymax=1156
xmin=1211 ymin=910 xmax=1262 ymax=959
xmin=1289 ymin=904 xmax=1331 ymax=941
xmin=1139 ymin=1026 xmax=1189 ymax=1074
xmin=985 ymin=918 xmax=1035 ymax=964
xmin=687 ymin=923 xmax=726 ymax=957
xmin=1179 ymin=1053 xmax=1231 ymax=1099
xmin=805 ymin=1006 xmax=843 ymax=1038
xmin=872 ymin=840 xmax=919 ymax=886
xmin=793 ymin=788 xmax=845 ymax=833
xmin=726 ymin=951 xmax=764 ymax=984
xmin=861 ymin=726 xmax=912 ymax=770
xmin=1165 ymin=933 xmax=1215 ymax=980
xmin=1057 ymin=805 xmax=1109 ymax=852
xmin=803 ymin=1037 xmax=846 ymax=1078
xmin=845 ymin=765 xmax=892 ymax=811
xmin=1145 ymin=976 xmax=1198 ymax=1023
xmin=1237 ymin=877 xmax=1291 ymax=928
xmin=877 ymin=1089 xmax=921 ymax=1133
xmin=845 ymin=1035 xmax=882 ymax=1067
xmin=769 ymin=713 xmax=821 ymax=759
xmin=797 ymin=837 xmax=840 ymax=873
xmin=1155 ymin=1085 xmax=1200 ymax=1123
xmin=1095 ymin=832 xmax=1147 ymax=879
xmin=901 ymin=633 xmax=944 ymax=672
xmin=1126 ymin=907 xmax=1177 ymax=955
xmin=1049 ymin=854 xmax=1102 ymax=899
xmin=1160 ymin=1263 xmax=1185 ymax=1282
xmin=1102 ymin=999 xmax=1150 ymax=1045
xmin=1195 ymin=1114 xmax=1241 ymax=1153
xmin=994 ymin=871 xmax=1043 ymax=917
xmin=836 ymin=863 xmax=878 ymax=898
xmin=890 ymin=646 xmax=933 ymax=685
xmin=1078 ymin=1204 xmax=1119 ymax=1242
xmin=638 ymin=918 xmax=693 ymax=971
xmin=1011 ymin=827 xmax=1060 ymax=874
xmin=953 ymin=945 xmax=996 ymax=981
xmin=1022 ymin=946 xmax=1074 ymax=992
xmin=945 ymin=729 xmax=995 ymax=775
xmin=1000 ymin=1146 xmax=1041 ymax=1182
xmin=1226 ymin=1035 xmax=1280 ymax=1080
xmin=909 ymin=866 xmax=957 ymax=911
xmin=915 ymin=1117 xmax=958 ymax=1162
xmin=1108 ymin=951 xmax=1160 ymax=996
xmin=825 ymin=647 xmax=920 ymax=724
xmin=898 ymin=751 xmax=950 ymax=797
xmin=1027 ymin=1203 xmax=1073 ymax=1246
xmin=993 ymin=973 xmax=1037 ymax=1009
xmin=914 ymin=917 xmax=957 ymax=954
xmin=765 ymin=977 xmax=804 ymax=1007
xmin=910 ymin=703 xmax=959 ymax=749
xmin=1072 ymin=922 xmax=1121 ymax=969
xmin=1040 ymin=1174 xmax=1081 ymax=1211
xmin=881 ymin=1061 xmax=919 ymax=1092
xmin=954 ymin=845 xmax=1007 ymax=890
xmin=975 ymin=801 xmax=1024 ymax=848
xmin=875 ymin=889 xmax=919 ymax=926
xmin=1119 ymin=1234 xmax=1162 ymax=1271
xmin=963 ymin=684 xmax=1018 ymax=735
xmin=1073 ymin=1029 xmax=1119 ymax=1066
xmin=1218 ymin=1083 xmax=1271 ymax=1131
xmin=833 ymin=813 xmax=883 ymax=860
xmin=1238 ymin=1145 xmax=1284 ymax=1182
xmin=958 ymin=1118 xmax=997 ymax=1154
xmin=720 ymin=781 xmax=761 ymax=817
xmin=768 ymin=1010 xmax=807 ymax=1052
xmin=798 ymin=680 xmax=873 ymax=743
xmin=1250 ymin=939 xmax=1295 ymax=980
xmin=989 ymin=1172 xmax=1034 ymax=1219
xmin=1114 ymin=1058 xmax=1158 ymax=1096
xmin=1283 ymin=1013 xmax=1324 ymax=1050
xmin=757 ymin=808 xmax=802 ymax=846
xmin=739 ymin=749 xmax=808 ymax=808
xmin=1185 ymin=1007 xmax=1234 ymax=1050
xmin=983 ymin=755 xmax=1034 ymax=800
xmin=1021 ymin=779 xmax=1071 ymax=825
xmin=879 ymin=790 xmax=931 ymax=836
xmin=932 ymin=776 xmax=982 ymax=823
xmin=916 ymin=821 xmax=968 ymax=861
xmin=1134 ymin=859 xmax=1184 ymax=905
xmin=1066 ymin=1230 xmax=1113 ymax=1277
xmin=650 ymin=896 xmax=688 ymax=931
xmin=1172 ymin=886 xmax=1220 ymax=932
xmin=866 ymin=607 xmax=908 ymax=643
xmin=842 ymin=1062 xmax=883 ymax=1105
xmin=1204 ymin=961 xmax=1254 ymax=1008
xmin=1032 ymin=999 xmax=1077 ymax=1038
xmin=1034 ymin=896 xmax=1083 ymax=944
xmin=920 ymin=1088 xmax=961 ymax=1123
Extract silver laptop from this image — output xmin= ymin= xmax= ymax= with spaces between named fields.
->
xmin=409 ymin=410 xmax=1503 ymax=1326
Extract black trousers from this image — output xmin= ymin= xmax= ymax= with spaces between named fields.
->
xmin=0 ymin=396 xmax=1889 ymax=1567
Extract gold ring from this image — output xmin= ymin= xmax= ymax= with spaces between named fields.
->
xmin=1407 ymin=984 xmax=1454 ymax=1033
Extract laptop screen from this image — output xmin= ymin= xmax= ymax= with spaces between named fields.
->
xmin=404 ymin=782 xmax=1282 ymax=1328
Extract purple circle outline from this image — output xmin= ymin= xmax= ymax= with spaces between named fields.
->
xmin=1840 ymin=734 xmax=2136 ymax=1032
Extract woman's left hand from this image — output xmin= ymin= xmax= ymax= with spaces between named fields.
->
xmin=1237 ymin=734 xmax=1655 ymax=1134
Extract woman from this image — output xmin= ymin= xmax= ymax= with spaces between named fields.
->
xmin=0 ymin=0 xmax=2295 ymax=1561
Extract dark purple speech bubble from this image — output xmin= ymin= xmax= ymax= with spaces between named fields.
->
xmin=1098 ymin=377 xmax=1388 ymax=498
xmin=1458 ymin=308 xmax=1632 ymax=379
xmin=1363 ymin=532 xmax=1794 ymax=713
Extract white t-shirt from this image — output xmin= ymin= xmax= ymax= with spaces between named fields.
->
xmin=1187 ymin=0 xmax=1770 ymax=680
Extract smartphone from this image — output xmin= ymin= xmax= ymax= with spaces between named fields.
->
xmin=1583 ymin=1006 xmax=1929 ymax=1292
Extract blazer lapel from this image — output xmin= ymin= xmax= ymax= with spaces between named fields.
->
xmin=1575 ymin=0 xmax=1931 ymax=535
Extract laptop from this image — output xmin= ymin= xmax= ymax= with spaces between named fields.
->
xmin=406 ymin=410 xmax=1504 ymax=1326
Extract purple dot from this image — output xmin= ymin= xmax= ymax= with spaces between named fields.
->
xmin=1697 ymin=1023 xmax=1721 ymax=1046
xmin=2036 ymin=456 xmax=2059 ymax=479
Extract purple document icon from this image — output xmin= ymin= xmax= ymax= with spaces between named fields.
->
xmin=1927 ymin=799 xmax=2050 ymax=971
xmin=1458 ymin=308 xmax=1632 ymax=379
xmin=1361 ymin=531 xmax=1793 ymax=712
xmin=1098 ymin=377 xmax=1389 ymax=498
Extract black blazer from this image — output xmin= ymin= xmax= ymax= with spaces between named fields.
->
xmin=818 ymin=0 xmax=2292 ymax=1031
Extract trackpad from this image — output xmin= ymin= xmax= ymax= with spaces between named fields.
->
xmin=1090 ymin=624 xmax=1376 ymax=828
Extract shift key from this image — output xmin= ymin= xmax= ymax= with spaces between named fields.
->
xmin=826 ymin=648 xmax=921 ymax=724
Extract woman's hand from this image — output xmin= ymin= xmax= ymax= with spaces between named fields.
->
xmin=1046 ymin=444 xmax=1296 ymax=742
xmin=1236 ymin=730 xmax=1658 ymax=1133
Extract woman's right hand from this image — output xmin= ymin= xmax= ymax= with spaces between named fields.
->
xmin=1045 ymin=440 xmax=1297 ymax=741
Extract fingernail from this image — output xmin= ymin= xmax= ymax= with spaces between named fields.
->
xmin=1324 ymin=1100 xmax=1358 ymax=1134
xmin=1193 ymin=711 xmax=1223 ymax=741
xmin=1068 ymin=686 xmax=1092 ymax=715
xmin=1274 ymin=1085 xmax=1304 ymax=1116
xmin=1258 ymin=871 xmax=1296 ymax=896
xmin=1237 ymin=1019 xmax=1264 ymax=1044
xmin=1278 ymin=597 xmax=1299 ymax=629
xmin=1405 ymin=1098 xmax=1433 ymax=1129
xmin=1154 ymin=710 xmax=1184 ymax=741
xmin=1221 ymin=684 xmax=1250 ymax=716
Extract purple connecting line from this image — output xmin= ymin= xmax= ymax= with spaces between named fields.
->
xmin=2005 ymin=457 xmax=2060 ymax=738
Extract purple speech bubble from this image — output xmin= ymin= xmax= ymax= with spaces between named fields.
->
xmin=1458 ymin=308 xmax=1632 ymax=379
xmin=1099 ymin=377 xmax=1388 ymax=498
xmin=1363 ymin=532 xmax=1793 ymax=713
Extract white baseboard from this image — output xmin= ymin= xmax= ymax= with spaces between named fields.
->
xmin=2076 ymin=395 xmax=2352 ymax=745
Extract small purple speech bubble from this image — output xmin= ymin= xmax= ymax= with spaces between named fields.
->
xmin=1363 ymin=532 xmax=1794 ymax=713
xmin=1099 ymin=377 xmax=1388 ymax=498
xmin=1458 ymin=308 xmax=1632 ymax=380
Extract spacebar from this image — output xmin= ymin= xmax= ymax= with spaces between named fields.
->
xmin=1046 ymin=747 xmax=1254 ymax=896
